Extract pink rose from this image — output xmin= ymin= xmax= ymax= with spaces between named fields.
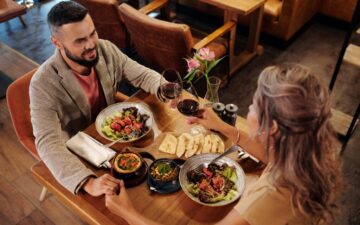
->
xmin=186 ymin=58 xmax=200 ymax=72
xmin=198 ymin=47 xmax=215 ymax=61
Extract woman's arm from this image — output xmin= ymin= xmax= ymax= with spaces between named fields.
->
xmin=106 ymin=180 xmax=161 ymax=225
xmin=188 ymin=108 xmax=267 ymax=163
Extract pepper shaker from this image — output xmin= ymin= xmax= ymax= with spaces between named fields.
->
xmin=212 ymin=102 xmax=225 ymax=119
xmin=224 ymin=103 xmax=238 ymax=126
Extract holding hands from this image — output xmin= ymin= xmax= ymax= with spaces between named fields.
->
xmin=83 ymin=174 xmax=122 ymax=196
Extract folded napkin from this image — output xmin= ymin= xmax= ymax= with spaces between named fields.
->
xmin=66 ymin=132 xmax=116 ymax=168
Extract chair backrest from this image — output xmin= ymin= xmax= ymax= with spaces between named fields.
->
xmin=74 ymin=0 xmax=128 ymax=50
xmin=0 ymin=0 xmax=27 ymax=23
xmin=119 ymin=3 xmax=194 ymax=76
xmin=6 ymin=69 xmax=39 ymax=160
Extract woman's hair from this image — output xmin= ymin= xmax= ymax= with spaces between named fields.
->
xmin=253 ymin=64 xmax=341 ymax=224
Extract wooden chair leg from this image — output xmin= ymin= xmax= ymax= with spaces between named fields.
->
xmin=39 ymin=186 xmax=47 ymax=202
xmin=18 ymin=16 xmax=27 ymax=28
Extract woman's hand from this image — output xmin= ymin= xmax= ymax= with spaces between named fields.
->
xmin=105 ymin=180 xmax=136 ymax=218
xmin=83 ymin=174 xmax=121 ymax=196
xmin=187 ymin=107 xmax=242 ymax=146
xmin=187 ymin=107 xmax=225 ymax=131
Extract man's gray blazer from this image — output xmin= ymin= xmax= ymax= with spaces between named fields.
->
xmin=30 ymin=39 xmax=161 ymax=193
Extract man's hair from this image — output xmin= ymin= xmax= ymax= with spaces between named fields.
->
xmin=47 ymin=1 xmax=88 ymax=34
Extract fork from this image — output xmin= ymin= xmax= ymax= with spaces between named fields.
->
xmin=193 ymin=145 xmax=241 ymax=174
xmin=104 ymin=139 xmax=121 ymax=148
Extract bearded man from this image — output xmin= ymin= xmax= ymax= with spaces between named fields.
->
xmin=30 ymin=1 xmax=162 ymax=196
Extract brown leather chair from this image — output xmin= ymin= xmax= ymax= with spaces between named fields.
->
xmin=74 ymin=0 xmax=129 ymax=51
xmin=74 ymin=0 xmax=169 ymax=52
xmin=0 ymin=0 xmax=27 ymax=27
xmin=119 ymin=3 xmax=232 ymax=79
xmin=7 ymin=69 xmax=38 ymax=160
xmin=6 ymin=69 xmax=49 ymax=201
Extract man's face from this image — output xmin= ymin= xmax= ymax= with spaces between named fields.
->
xmin=52 ymin=14 xmax=99 ymax=68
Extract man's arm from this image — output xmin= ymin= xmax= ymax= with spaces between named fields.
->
xmin=104 ymin=40 xmax=162 ymax=95
xmin=30 ymin=78 xmax=95 ymax=194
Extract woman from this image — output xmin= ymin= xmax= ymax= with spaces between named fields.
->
xmin=105 ymin=64 xmax=342 ymax=225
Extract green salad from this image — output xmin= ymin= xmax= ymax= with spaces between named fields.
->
xmin=186 ymin=163 xmax=238 ymax=203
xmin=101 ymin=107 xmax=150 ymax=141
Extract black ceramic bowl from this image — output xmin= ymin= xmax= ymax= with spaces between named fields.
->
xmin=148 ymin=158 xmax=180 ymax=187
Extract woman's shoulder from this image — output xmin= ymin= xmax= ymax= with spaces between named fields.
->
xmin=233 ymin=171 xmax=310 ymax=225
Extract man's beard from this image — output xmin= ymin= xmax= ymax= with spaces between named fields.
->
xmin=64 ymin=46 xmax=99 ymax=68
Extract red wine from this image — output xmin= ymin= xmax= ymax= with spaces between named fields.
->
xmin=161 ymin=83 xmax=181 ymax=99
xmin=177 ymin=99 xmax=199 ymax=116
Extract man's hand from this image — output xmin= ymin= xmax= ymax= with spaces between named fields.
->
xmin=83 ymin=174 xmax=121 ymax=196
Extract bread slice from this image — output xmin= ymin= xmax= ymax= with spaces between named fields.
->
xmin=210 ymin=134 xmax=220 ymax=153
xmin=217 ymin=138 xmax=225 ymax=153
xmin=202 ymin=135 xmax=212 ymax=153
xmin=185 ymin=134 xmax=202 ymax=158
xmin=197 ymin=134 xmax=205 ymax=154
xmin=158 ymin=133 xmax=177 ymax=154
xmin=177 ymin=133 xmax=192 ymax=157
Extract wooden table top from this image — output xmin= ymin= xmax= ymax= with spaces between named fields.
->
xmin=32 ymin=91 xmax=259 ymax=225
xmin=198 ymin=0 xmax=265 ymax=15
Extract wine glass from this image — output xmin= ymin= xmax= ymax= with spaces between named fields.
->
xmin=159 ymin=69 xmax=182 ymax=102
xmin=177 ymin=81 xmax=201 ymax=117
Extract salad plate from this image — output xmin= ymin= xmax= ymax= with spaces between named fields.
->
xmin=95 ymin=102 xmax=154 ymax=142
xmin=179 ymin=154 xmax=245 ymax=207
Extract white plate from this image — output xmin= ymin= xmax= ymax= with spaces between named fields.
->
xmin=179 ymin=154 xmax=245 ymax=207
xmin=95 ymin=102 xmax=154 ymax=142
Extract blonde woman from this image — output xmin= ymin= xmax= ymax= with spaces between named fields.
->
xmin=105 ymin=64 xmax=342 ymax=225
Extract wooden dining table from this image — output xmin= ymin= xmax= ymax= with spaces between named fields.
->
xmin=197 ymin=0 xmax=265 ymax=76
xmin=31 ymin=91 xmax=261 ymax=225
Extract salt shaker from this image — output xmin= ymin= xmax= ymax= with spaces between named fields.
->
xmin=212 ymin=102 xmax=225 ymax=119
xmin=224 ymin=103 xmax=238 ymax=126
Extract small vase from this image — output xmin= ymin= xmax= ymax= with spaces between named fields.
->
xmin=204 ymin=76 xmax=221 ymax=106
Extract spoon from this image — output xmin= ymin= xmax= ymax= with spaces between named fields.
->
xmin=149 ymin=186 xmax=158 ymax=192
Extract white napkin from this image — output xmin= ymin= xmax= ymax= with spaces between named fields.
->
xmin=66 ymin=132 xmax=116 ymax=168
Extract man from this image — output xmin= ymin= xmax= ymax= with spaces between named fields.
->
xmin=30 ymin=1 xmax=162 ymax=196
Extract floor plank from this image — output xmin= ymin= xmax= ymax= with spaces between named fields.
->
xmin=331 ymin=108 xmax=359 ymax=136
xmin=0 ymin=42 xmax=38 ymax=79
xmin=0 ymin=176 xmax=35 ymax=225
xmin=344 ymin=44 xmax=360 ymax=68
xmin=13 ymin=172 xmax=87 ymax=225
xmin=0 ymin=120 xmax=37 ymax=182
xmin=17 ymin=209 xmax=55 ymax=225
xmin=40 ymin=196 xmax=88 ymax=225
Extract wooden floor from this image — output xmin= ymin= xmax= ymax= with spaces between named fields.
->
xmin=0 ymin=43 xmax=86 ymax=225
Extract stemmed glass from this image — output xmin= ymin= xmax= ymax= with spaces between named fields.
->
xmin=159 ymin=69 xmax=182 ymax=103
xmin=177 ymin=81 xmax=201 ymax=117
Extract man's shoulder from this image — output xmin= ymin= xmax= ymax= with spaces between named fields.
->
xmin=31 ymin=53 xmax=60 ymax=87
xmin=97 ymin=39 xmax=124 ymax=58
xmin=98 ymin=39 xmax=116 ymax=50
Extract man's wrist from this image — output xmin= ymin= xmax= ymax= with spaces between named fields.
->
xmin=156 ymin=87 xmax=167 ymax=103
xmin=82 ymin=176 xmax=96 ymax=194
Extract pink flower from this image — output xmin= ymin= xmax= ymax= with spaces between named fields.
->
xmin=198 ymin=47 xmax=215 ymax=61
xmin=186 ymin=58 xmax=200 ymax=72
